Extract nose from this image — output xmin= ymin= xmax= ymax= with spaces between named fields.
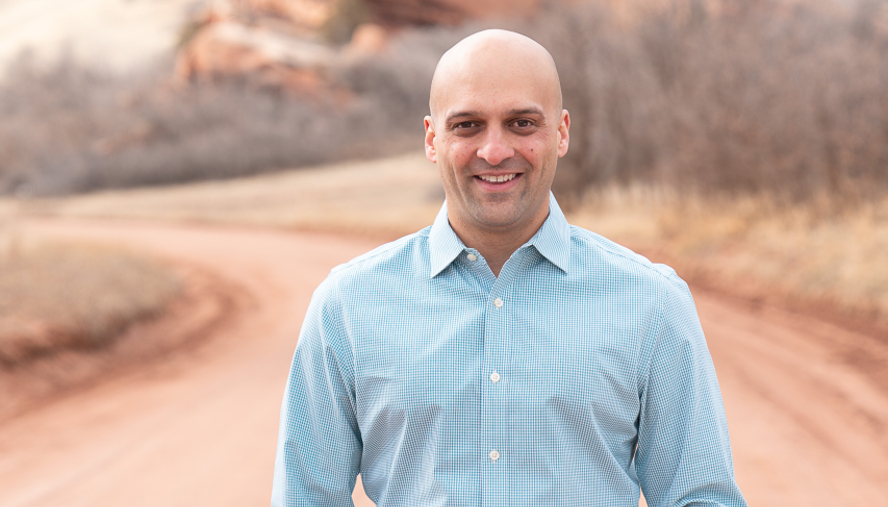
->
xmin=476 ymin=126 xmax=515 ymax=166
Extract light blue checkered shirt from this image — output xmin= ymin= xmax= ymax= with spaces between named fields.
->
xmin=273 ymin=194 xmax=746 ymax=507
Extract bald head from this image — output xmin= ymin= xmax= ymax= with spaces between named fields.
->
xmin=422 ymin=29 xmax=570 ymax=262
xmin=429 ymin=29 xmax=563 ymax=122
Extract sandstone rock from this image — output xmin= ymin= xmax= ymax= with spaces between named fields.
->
xmin=175 ymin=0 xmax=550 ymax=95
xmin=364 ymin=0 xmax=539 ymax=27
xmin=175 ymin=21 xmax=337 ymax=94
xmin=342 ymin=23 xmax=388 ymax=57
xmin=199 ymin=0 xmax=334 ymax=27
xmin=248 ymin=0 xmax=334 ymax=29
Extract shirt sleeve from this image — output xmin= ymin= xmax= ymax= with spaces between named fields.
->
xmin=634 ymin=274 xmax=747 ymax=507
xmin=272 ymin=276 xmax=363 ymax=507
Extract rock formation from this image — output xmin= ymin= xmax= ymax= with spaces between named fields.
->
xmin=364 ymin=0 xmax=538 ymax=28
xmin=174 ymin=0 xmax=544 ymax=95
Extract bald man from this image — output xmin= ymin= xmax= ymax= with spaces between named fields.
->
xmin=272 ymin=30 xmax=747 ymax=507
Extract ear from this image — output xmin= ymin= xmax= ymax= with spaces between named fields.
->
xmin=557 ymin=109 xmax=570 ymax=158
xmin=424 ymin=116 xmax=437 ymax=163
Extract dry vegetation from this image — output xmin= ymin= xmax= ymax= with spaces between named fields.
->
xmin=0 ymin=57 xmax=424 ymax=195
xmin=570 ymin=186 xmax=888 ymax=333
xmin=0 ymin=236 xmax=181 ymax=367
xmin=12 ymin=150 xmax=888 ymax=335
xmin=0 ymin=0 xmax=885 ymax=349
xmin=532 ymin=0 xmax=888 ymax=205
xmin=2 ymin=0 xmax=886 ymax=205
xmin=0 ymin=20 xmax=456 ymax=196
xmin=16 ymin=152 xmax=443 ymax=236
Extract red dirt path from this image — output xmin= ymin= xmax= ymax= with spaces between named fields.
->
xmin=0 ymin=219 xmax=885 ymax=506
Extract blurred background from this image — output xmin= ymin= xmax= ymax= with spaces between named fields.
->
xmin=0 ymin=0 xmax=887 ymax=506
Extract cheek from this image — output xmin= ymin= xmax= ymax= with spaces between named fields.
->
xmin=444 ymin=142 xmax=476 ymax=165
xmin=519 ymin=140 xmax=547 ymax=162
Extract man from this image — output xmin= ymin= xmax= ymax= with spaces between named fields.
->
xmin=273 ymin=29 xmax=747 ymax=507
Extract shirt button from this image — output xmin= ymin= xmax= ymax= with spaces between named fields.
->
xmin=467 ymin=253 xmax=478 ymax=261
xmin=489 ymin=450 xmax=500 ymax=461
xmin=493 ymin=298 xmax=503 ymax=308
xmin=490 ymin=371 xmax=501 ymax=383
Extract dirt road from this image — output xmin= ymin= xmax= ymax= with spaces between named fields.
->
xmin=0 ymin=219 xmax=886 ymax=506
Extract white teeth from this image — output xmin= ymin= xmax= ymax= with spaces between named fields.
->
xmin=479 ymin=174 xmax=516 ymax=183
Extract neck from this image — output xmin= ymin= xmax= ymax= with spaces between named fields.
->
xmin=449 ymin=211 xmax=549 ymax=277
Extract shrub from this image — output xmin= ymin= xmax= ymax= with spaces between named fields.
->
xmin=0 ymin=52 xmax=428 ymax=195
xmin=531 ymin=0 xmax=888 ymax=205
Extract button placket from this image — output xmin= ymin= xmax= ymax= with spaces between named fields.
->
xmin=482 ymin=268 xmax=514 ymax=500
xmin=481 ymin=251 xmax=534 ymax=501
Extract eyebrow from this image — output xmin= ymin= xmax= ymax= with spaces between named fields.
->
xmin=508 ymin=107 xmax=546 ymax=117
xmin=445 ymin=107 xmax=547 ymax=123
xmin=445 ymin=111 xmax=482 ymax=123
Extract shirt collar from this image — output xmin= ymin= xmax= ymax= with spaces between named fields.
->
xmin=530 ymin=192 xmax=572 ymax=274
xmin=428 ymin=202 xmax=466 ymax=278
xmin=428 ymin=192 xmax=571 ymax=278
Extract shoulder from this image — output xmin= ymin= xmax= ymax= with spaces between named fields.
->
xmin=568 ymin=224 xmax=688 ymax=297
xmin=567 ymin=226 xmax=704 ymax=383
xmin=324 ymin=226 xmax=432 ymax=290
xmin=304 ymin=227 xmax=432 ymax=333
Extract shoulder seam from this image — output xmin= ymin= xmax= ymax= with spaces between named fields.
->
xmin=569 ymin=225 xmax=676 ymax=282
xmin=330 ymin=229 xmax=429 ymax=276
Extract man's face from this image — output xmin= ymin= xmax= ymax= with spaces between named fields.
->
xmin=424 ymin=43 xmax=570 ymax=237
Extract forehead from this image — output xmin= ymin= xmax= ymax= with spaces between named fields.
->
xmin=436 ymin=67 xmax=555 ymax=120
xmin=431 ymin=39 xmax=560 ymax=120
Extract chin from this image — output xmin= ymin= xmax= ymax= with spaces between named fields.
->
xmin=471 ymin=210 xmax=523 ymax=229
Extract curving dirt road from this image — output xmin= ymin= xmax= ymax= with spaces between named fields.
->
xmin=0 ymin=219 xmax=886 ymax=506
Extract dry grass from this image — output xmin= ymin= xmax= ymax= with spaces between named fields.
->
xmin=570 ymin=186 xmax=888 ymax=332
xmin=17 ymin=152 xmax=444 ymax=238
xmin=0 ymin=236 xmax=181 ymax=367
xmin=9 ymin=150 xmax=886 ymax=334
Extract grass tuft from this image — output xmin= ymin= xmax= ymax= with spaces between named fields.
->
xmin=0 ymin=240 xmax=181 ymax=367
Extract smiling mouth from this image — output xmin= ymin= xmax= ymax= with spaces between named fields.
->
xmin=477 ymin=174 xmax=517 ymax=183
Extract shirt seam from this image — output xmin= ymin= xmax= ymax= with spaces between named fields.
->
xmin=330 ymin=230 xmax=427 ymax=276
xmin=570 ymin=226 xmax=677 ymax=283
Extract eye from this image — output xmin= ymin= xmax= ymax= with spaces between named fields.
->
xmin=450 ymin=120 xmax=481 ymax=135
xmin=509 ymin=118 xmax=538 ymax=130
